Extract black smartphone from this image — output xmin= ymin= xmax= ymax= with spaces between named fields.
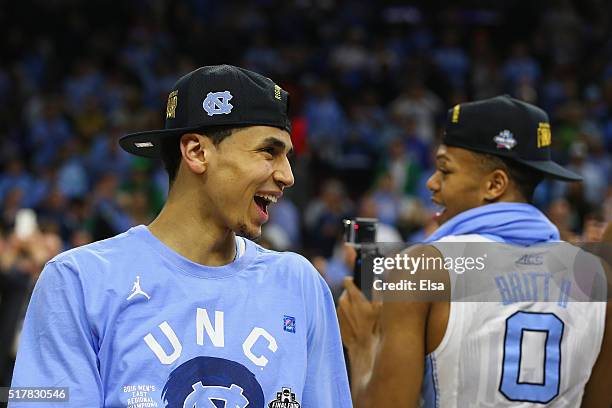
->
xmin=343 ymin=218 xmax=378 ymax=298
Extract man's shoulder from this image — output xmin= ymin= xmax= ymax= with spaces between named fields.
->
xmin=49 ymin=227 xmax=142 ymax=271
xmin=249 ymin=240 xmax=312 ymax=266
xmin=246 ymin=239 xmax=321 ymax=279
xmin=434 ymin=234 xmax=497 ymax=243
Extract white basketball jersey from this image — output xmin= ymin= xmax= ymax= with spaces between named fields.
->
xmin=421 ymin=234 xmax=607 ymax=407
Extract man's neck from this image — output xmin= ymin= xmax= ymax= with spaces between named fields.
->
xmin=147 ymin=200 xmax=237 ymax=267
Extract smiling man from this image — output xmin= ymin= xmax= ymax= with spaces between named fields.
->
xmin=11 ymin=65 xmax=351 ymax=407
xmin=338 ymin=95 xmax=610 ymax=407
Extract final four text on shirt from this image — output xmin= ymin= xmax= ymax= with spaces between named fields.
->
xmin=143 ymin=308 xmax=278 ymax=368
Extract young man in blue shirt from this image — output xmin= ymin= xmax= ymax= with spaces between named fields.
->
xmin=11 ymin=65 xmax=351 ymax=407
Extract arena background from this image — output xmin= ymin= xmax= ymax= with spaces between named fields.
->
xmin=0 ymin=0 xmax=611 ymax=392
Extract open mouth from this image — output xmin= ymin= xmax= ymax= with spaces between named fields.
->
xmin=432 ymin=202 xmax=446 ymax=220
xmin=253 ymin=194 xmax=277 ymax=215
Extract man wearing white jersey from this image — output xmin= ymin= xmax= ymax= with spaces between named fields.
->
xmin=338 ymin=95 xmax=611 ymax=407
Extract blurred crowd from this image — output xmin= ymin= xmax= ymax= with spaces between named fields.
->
xmin=1 ymin=0 xmax=612 ymax=386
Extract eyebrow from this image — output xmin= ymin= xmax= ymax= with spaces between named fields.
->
xmin=260 ymin=137 xmax=294 ymax=156
xmin=435 ymin=153 xmax=450 ymax=164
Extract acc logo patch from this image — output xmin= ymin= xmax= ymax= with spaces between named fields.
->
xmin=268 ymin=387 xmax=300 ymax=408
xmin=494 ymin=130 xmax=517 ymax=150
xmin=203 ymin=91 xmax=233 ymax=116
xmin=162 ymin=356 xmax=264 ymax=408
xmin=515 ymin=253 xmax=544 ymax=266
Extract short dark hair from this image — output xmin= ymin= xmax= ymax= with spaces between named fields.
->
xmin=475 ymin=152 xmax=544 ymax=203
xmin=160 ymin=126 xmax=236 ymax=187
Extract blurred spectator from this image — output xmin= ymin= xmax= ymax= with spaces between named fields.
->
xmin=243 ymin=32 xmax=285 ymax=76
xmin=63 ymin=59 xmax=104 ymax=114
xmin=370 ymin=172 xmax=401 ymax=226
xmin=330 ymin=28 xmax=371 ymax=89
xmin=502 ymin=43 xmax=541 ymax=92
xmin=564 ymin=141 xmax=607 ymax=205
xmin=303 ymin=80 xmax=348 ymax=153
xmin=0 ymin=224 xmax=61 ymax=386
xmin=1 ymin=189 xmax=25 ymax=232
xmin=74 ymin=95 xmax=106 ymax=141
xmin=56 ymin=139 xmax=90 ymax=199
xmin=539 ymin=0 xmax=582 ymax=66
xmin=118 ymin=158 xmax=165 ymax=219
xmin=402 ymin=198 xmax=439 ymax=242
xmin=86 ymin=123 xmax=133 ymax=180
xmin=304 ymin=179 xmax=354 ymax=258
xmin=390 ymin=79 xmax=443 ymax=143
xmin=380 ymin=137 xmax=423 ymax=196
xmin=582 ymin=209 xmax=607 ymax=242
xmin=35 ymin=186 xmax=70 ymax=242
xmin=28 ymin=96 xmax=73 ymax=168
xmin=432 ymin=29 xmax=470 ymax=90
xmin=312 ymin=243 xmax=355 ymax=302
xmin=0 ymin=160 xmax=31 ymax=208
xmin=88 ymin=173 xmax=133 ymax=241
xmin=546 ymin=197 xmax=580 ymax=242
xmin=470 ymin=29 xmax=503 ymax=100
xmin=357 ymin=194 xmax=403 ymax=242
xmin=266 ymin=197 xmax=302 ymax=250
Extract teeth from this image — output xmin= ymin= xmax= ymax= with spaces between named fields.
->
xmin=432 ymin=203 xmax=445 ymax=215
xmin=255 ymin=194 xmax=277 ymax=204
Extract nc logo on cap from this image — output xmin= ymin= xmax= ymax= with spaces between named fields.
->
xmin=494 ymin=129 xmax=517 ymax=150
xmin=203 ymin=91 xmax=233 ymax=116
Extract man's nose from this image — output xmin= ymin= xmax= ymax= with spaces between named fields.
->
xmin=274 ymin=157 xmax=294 ymax=189
xmin=426 ymin=172 xmax=439 ymax=192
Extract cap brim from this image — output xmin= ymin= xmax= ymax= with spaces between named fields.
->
xmin=119 ymin=126 xmax=200 ymax=158
xmin=513 ymin=158 xmax=583 ymax=181
xmin=442 ymin=140 xmax=583 ymax=182
xmin=120 ymin=121 xmax=293 ymax=159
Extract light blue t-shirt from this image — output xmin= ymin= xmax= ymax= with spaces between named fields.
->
xmin=11 ymin=225 xmax=351 ymax=408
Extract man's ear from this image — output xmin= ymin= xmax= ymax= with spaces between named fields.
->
xmin=179 ymin=133 xmax=210 ymax=175
xmin=484 ymin=169 xmax=510 ymax=202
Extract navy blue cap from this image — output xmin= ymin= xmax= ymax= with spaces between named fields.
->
xmin=120 ymin=65 xmax=291 ymax=158
xmin=443 ymin=95 xmax=582 ymax=181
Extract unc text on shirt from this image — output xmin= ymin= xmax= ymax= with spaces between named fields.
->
xmin=143 ymin=308 xmax=278 ymax=368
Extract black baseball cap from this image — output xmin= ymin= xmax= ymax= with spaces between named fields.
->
xmin=119 ymin=64 xmax=291 ymax=158
xmin=443 ymin=95 xmax=582 ymax=181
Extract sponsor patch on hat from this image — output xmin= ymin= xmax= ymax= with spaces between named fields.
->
xmin=274 ymin=84 xmax=282 ymax=100
xmin=203 ymin=91 xmax=233 ymax=116
xmin=537 ymin=122 xmax=551 ymax=148
xmin=452 ymin=104 xmax=460 ymax=123
xmin=166 ymin=90 xmax=178 ymax=119
xmin=493 ymin=129 xmax=517 ymax=150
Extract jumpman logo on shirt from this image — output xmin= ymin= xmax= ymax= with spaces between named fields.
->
xmin=127 ymin=275 xmax=150 ymax=300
